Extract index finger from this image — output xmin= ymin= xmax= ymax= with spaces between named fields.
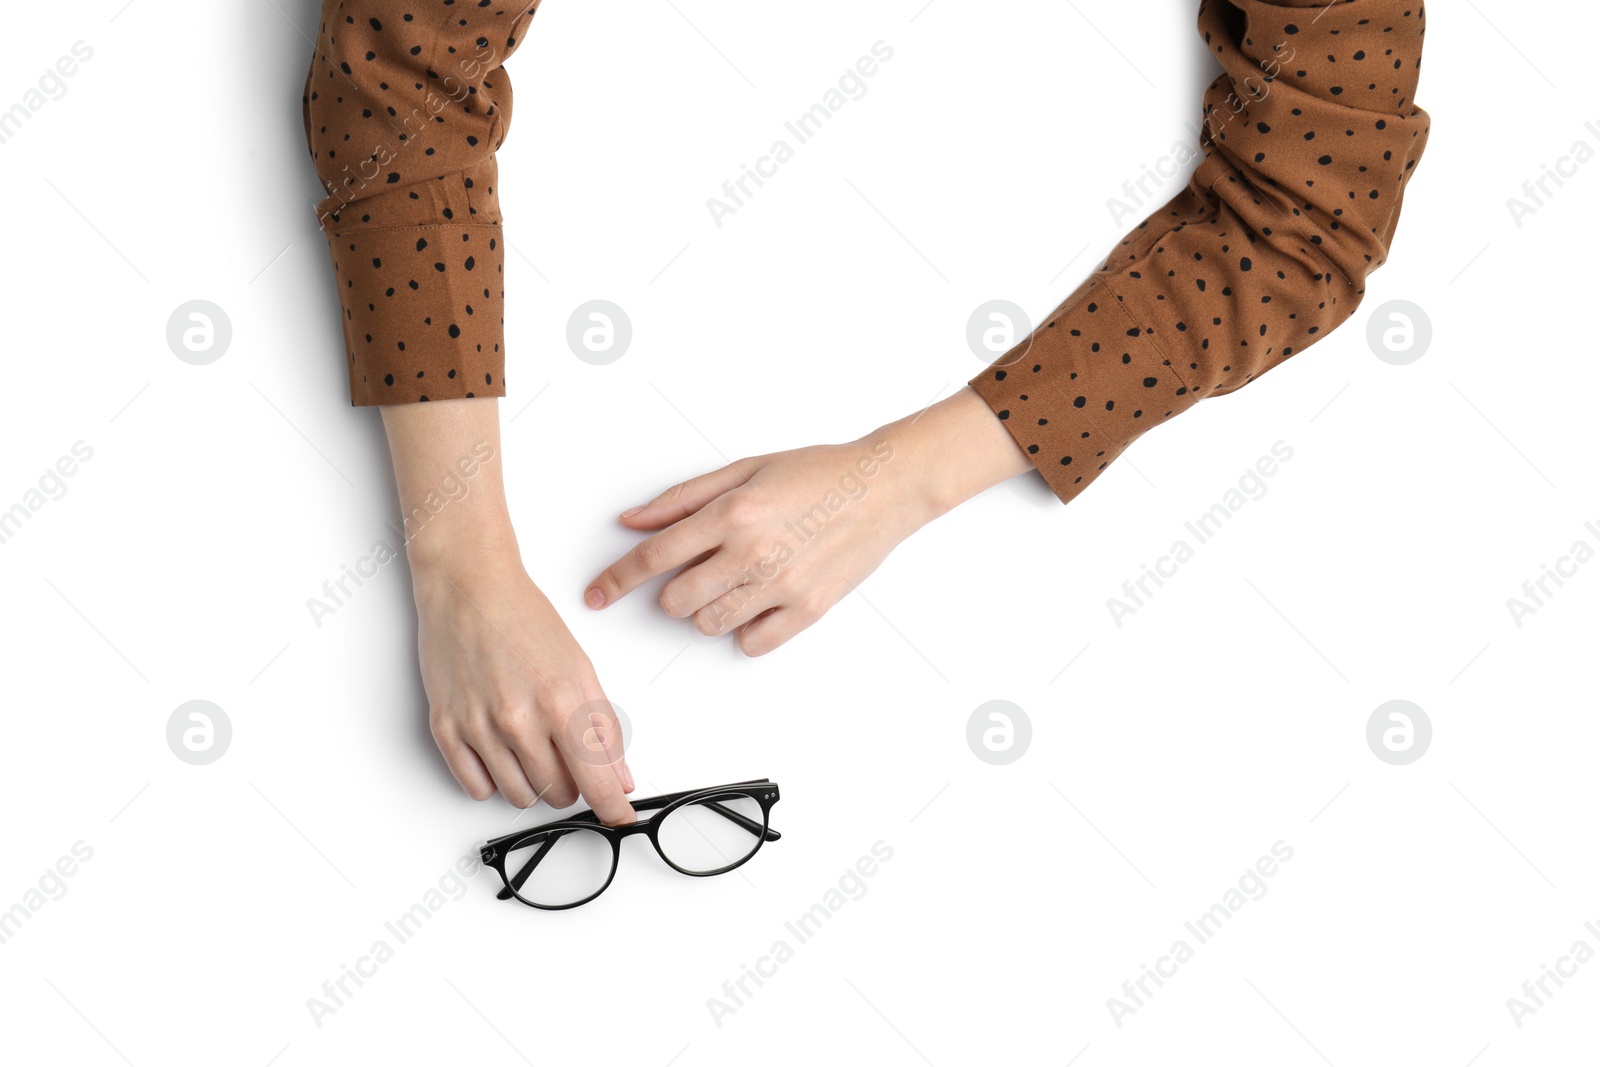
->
xmin=557 ymin=698 xmax=635 ymax=826
xmin=585 ymin=520 xmax=717 ymax=610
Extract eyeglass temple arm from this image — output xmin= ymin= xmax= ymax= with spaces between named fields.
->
xmin=495 ymin=798 xmax=779 ymax=901
xmin=498 ymin=833 xmax=560 ymax=899
xmin=702 ymin=800 xmax=781 ymax=842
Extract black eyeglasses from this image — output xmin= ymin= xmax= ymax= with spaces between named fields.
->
xmin=480 ymin=779 xmax=782 ymax=910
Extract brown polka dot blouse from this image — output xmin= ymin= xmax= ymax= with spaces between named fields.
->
xmin=969 ymin=0 xmax=1430 ymax=502
xmin=301 ymin=0 xmax=1430 ymax=491
xmin=302 ymin=1 xmax=544 ymax=406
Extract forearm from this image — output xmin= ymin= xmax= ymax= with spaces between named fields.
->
xmin=381 ymin=396 xmax=636 ymax=817
xmin=379 ymin=398 xmax=518 ymax=579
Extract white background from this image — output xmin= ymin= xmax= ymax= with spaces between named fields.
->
xmin=2 ymin=1 xmax=1596 ymax=1064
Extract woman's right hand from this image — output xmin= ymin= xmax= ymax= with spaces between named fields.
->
xmin=377 ymin=397 xmax=634 ymax=825
xmin=412 ymin=551 xmax=636 ymax=825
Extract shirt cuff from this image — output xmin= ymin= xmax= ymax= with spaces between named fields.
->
xmin=967 ymin=272 xmax=1202 ymax=504
xmin=324 ymin=219 xmax=507 ymax=406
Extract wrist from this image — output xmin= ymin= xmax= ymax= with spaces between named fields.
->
xmin=872 ymin=387 xmax=1032 ymax=521
xmin=409 ymin=541 xmax=531 ymax=621
xmin=402 ymin=500 xmax=521 ymax=582
xmin=377 ymin=398 xmax=520 ymax=580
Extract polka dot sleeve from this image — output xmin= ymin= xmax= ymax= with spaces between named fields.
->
xmin=969 ymin=0 xmax=1430 ymax=502
xmin=302 ymin=1 xmax=543 ymax=406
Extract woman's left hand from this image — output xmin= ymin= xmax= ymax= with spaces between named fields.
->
xmin=584 ymin=387 xmax=1032 ymax=655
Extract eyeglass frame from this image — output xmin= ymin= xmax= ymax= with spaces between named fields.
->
xmin=479 ymin=778 xmax=782 ymax=910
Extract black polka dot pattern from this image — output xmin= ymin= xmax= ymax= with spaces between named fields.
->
xmin=302 ymin=1 xmax=542 ymax=406
xmin=971 ymin=0 xmax=1429 ymax=502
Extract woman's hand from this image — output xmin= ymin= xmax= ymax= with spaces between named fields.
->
xmin=413 ymin=554 xmax=636 ymax=824
xmin=585 ymin=387 xmax=1032 ymax=655
xmin=586 ymin=439 xmax=926 ymax=656
xmin=380 ymin=398 xmax=635 ymax=823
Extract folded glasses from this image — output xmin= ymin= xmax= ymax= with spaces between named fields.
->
xmin=480 ymin=779 xmax=782 ymax=910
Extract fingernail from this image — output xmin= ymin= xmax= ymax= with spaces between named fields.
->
xmin=620 ymin=505 xmax=644 ymax=519
xmin=585 ymin=587 xmax=606 ymax=609
xmin=620 ymin=759 xmax=636 ymax=793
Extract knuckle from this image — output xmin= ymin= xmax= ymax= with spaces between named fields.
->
xmin=697 ymin=601 xmax=735 ymax=635
xmin=658 ymin=584 xmax=687 ymax=618
xmin=574 ymin=650 xmax=596 ymax=675
xmin=547 ymin=685 xmax=586 ymax=720
xmin=529 ymin=677 xmax=573 ymax=713
xmin=796 ymin=591 xmax=832 ymax=620
xmin=634 ymin=537 xmax=666 ymax=571
xmin=494 ymin=702 xmax=537 ymax=735
xmin=497 ymin=778 xmax=536 ymax=808
xmin=428 ymin=709 xmax=456 ymax=743
xmin=547 ymin=697 xmax=589 ymax=741
xmin=720 ymin=494 xmax=765 ymax=528
xmin=544 ymin=785 xmax=579 ymax=810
